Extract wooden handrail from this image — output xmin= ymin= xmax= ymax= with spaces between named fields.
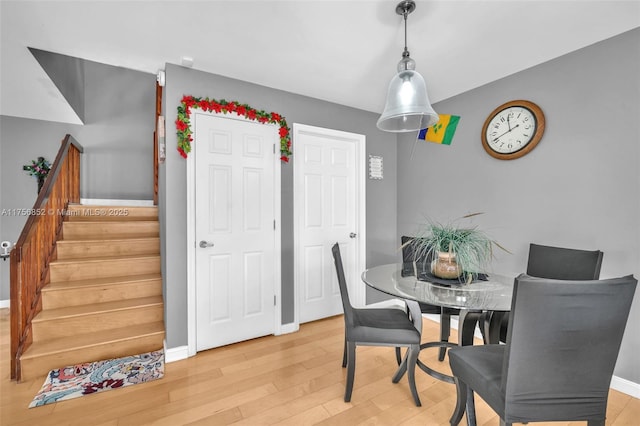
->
xmin=10 ymin=134 xmax=83 ymax=381
xmin=153 ymin=81 xmax=162 ymax=205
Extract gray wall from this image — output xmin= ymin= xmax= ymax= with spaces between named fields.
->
xmin=30 ymin=48 xmax=86 ymax=123
xmin=397 ymin=28 xmax=640 ymax=384
xmin=0 ymin=59 xmax=155 ymax=300
xmin=160 ymin=64 xmax=398 ymax=348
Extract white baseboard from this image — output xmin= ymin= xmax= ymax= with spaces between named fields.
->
xmin=80 ymin=198 xmax=154 ymax=206
xmin=0 ymin=300 xmax=9 ymax=309
xmin=611 ymin=375 xmax=640 ymax=399
xmin=279 ymin=322 xmax=299 ymax=335
xmin=164 ymin=322 xmax=299 ymax=363
xmin=164 ymin=342 xmax=189 ymax=363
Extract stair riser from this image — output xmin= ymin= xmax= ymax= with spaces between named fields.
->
xmin=32 ymin=305 xmax=164 ymax=341
xmin=42 ymin=280 xmax=162 ymax=309
xmin=20 ymin=333 xmax=164 ymax=381
xmin=56 ymin=239 xmax=160 ymax=259
xmin=65 ymin=206 xmax=158 ymax=222
xmin=50 ymin=258 xmax=160 ymax=281
xmin=63 ymin=222 xmax=159 ymax=240
xmin=19 ymin=205 xmax=165 ymax=382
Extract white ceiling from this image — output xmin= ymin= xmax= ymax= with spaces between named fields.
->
xmin=1 ymin=0 xmax=639 ymax=124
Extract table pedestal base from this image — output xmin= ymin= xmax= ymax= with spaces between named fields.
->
xmin=399 ymin=310 xmax=493 ymax=384
xmin=416 ymin=341 xmax=458 ymax=383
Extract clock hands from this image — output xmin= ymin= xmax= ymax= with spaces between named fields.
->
xmin=492 ymin=124 xmax=519 ymax=142
xmin=482 ymin=101 xmax=544 ymax=159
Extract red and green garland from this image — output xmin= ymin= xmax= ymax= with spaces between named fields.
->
xmin=176 ymin=95 xmax=292 ymax=162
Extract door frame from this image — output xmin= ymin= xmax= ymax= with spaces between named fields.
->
xmin=186 ymin=110 xmax=282 ymax=357
xmin=292 ymin=123 xmax=367 ymax=328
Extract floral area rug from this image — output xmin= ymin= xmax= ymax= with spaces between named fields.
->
xmin=29 ymin=350 xmax=164 ymax=408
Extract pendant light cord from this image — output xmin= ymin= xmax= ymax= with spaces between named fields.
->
xmin=401 ymin=4 xmax=412 ymax=62
xmin=403 ymin=9 xmax=409 ymax=55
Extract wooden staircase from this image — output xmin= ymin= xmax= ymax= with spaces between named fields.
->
xmin=19 ymin=204 xmax=164 ymax=380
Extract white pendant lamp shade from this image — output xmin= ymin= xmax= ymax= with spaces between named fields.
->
xmin=377 ymin=0 xmax=439 ymax=133
xmin=377 ymin=68 xmax=439 ymax=132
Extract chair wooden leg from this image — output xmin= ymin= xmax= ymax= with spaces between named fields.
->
xmin=342 ymin=337 xmax=347 ymax=368
xmin=344 ymin=341 xmax=356 ymax=402
xmin=439 ymin=309 xmax=451 ymax=361
xmin=450 ymin=377 xmax=467 ymax=425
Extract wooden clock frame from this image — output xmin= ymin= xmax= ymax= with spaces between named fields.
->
xmin=481 ymin=100 xmax=546 ymax=160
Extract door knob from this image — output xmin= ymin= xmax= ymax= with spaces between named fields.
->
xmin=199 ymin=240 xmax=214 ymax=248
xmin=349 ymin=233 xmax=357 ymax=239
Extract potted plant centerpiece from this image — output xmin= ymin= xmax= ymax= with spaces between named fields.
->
xmin=407 ymin=213 xmax=507 ymax=282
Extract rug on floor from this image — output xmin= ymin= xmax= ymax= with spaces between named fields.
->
xmin=29 ymin=350 xmax=164 ymax=408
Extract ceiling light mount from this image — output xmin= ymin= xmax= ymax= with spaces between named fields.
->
xmin=377 ymin=0 xmax=439 ymax=133
xmin=397 ymin=0 xmax=416 ymax=71
xmin=396 ymin=0 xmax=416 ymax=17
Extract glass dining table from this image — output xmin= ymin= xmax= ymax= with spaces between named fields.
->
xmin=361 ymin=263 xmax=514 ymax=383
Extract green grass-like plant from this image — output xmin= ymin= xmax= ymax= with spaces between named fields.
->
xmin=406 ymin=213 xmax=508 ymax=280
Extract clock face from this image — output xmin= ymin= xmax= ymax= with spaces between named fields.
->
xmin=485 ymin=106 xmax=536 ymax=154
xmin=481 ymin=100 xmax=545 ymax=160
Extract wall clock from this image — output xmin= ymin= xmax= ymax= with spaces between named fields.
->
xmin=481 ymin=100 xmax=545 ymax=160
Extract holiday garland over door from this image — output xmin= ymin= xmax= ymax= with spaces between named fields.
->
xmin=176 ymin=95 xmax=292 ymax=162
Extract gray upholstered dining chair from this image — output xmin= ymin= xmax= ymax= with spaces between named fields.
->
xmin=449 ymin=273 xmax=637 ymax=426
xmin=331 ymin=243 xmax=423 ymax=406
xmin=492 ymin=243 xmax=603 ymax=342
xmin=527 ymin=243 xmax=603 ymax=279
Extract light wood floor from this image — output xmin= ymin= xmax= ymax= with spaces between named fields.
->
xmin=1 ymin=308 xmax=638 ymax=425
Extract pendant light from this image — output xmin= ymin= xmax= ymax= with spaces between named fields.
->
xmin=377 ymin=0 xmax=439 ymax=132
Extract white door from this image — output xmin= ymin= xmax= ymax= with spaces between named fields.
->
xmin=195 ymin=113 xmax=278 ymax=351
xmin=294 ymin=124 xmax=365 ymax=324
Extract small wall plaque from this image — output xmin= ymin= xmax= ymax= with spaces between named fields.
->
xmin=369 ymin=155 xmax=383 ymax=179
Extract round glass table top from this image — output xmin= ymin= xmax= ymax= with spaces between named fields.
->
xmin=362 ymin=263 xmax=514 ymax=311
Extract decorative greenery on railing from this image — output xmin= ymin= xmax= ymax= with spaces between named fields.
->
xmin=176 ymin=95 xmax=292 ymax=162
xmin=23 ymin=157 xmax=51 ymax=179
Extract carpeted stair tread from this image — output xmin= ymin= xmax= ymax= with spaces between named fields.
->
xmin=33 ymin=295 xmax=163 ymax=322
xmin=44 ymin=273 xmax=162 ymax=290
xmin=21 ymin=321 xmax=165 ymax=359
